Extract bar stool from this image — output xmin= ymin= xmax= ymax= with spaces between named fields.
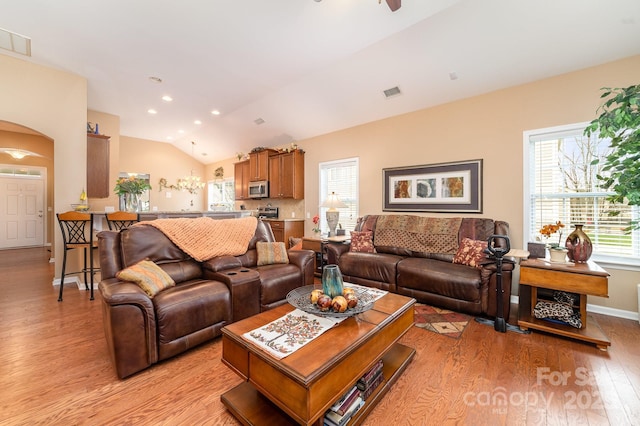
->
xmin=56 ymin=211 xmax=98 ymax=301
xmin=105 ymin=211 xmax=139 ymax=230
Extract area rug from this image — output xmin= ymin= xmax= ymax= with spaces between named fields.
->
xmin=414 ymin=303 xmax=472 ymax=339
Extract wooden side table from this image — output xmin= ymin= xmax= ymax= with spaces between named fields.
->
xmin=302 ymin=235 xmax=350 ymax=276
xmin=518 ymin=259 xmax=611 ymax=350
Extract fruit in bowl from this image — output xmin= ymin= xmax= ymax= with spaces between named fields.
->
xmin=316 ymin=294 xmax=332 ymax=312
xmin=331 ymin=295 xmax=348 ymax=313
xmin=310 ymin=289 xmax=324 ymax=304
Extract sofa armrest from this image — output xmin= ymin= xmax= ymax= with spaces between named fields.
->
xmin=325 ymin=243 xmax=350 ymax=265
xmin=287 ymin=249 xmax=316 ymax=286
xmin=98 ymin=278 xmax=158 ymax=378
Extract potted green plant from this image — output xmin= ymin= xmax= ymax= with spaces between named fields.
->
xmin=585 ymin=84 xmax=640 ymax=231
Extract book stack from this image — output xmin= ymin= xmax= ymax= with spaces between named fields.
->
xmin=357 ymin=359 xmax=384 ymax=401
xmin=324 ymin=385 xmax=363 ymax=426
xmin=323 ymin=360 xmax=384 ymax=426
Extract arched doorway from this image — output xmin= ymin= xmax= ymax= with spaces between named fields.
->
xmin=0 ymin=121 xmax=54 ymax=251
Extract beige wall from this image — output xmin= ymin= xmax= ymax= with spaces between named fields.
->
xmin=0 ymin=54 xmax=87 ymax=279
xmin=118 ymin=136 xmax=207 ymax=212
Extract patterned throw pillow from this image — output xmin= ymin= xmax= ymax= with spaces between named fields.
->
xmin=257 ymin=242 xmax=290 ymax=266
xmin=350 ymin=231 xmax=375 ymax=253
xmin=116 ymin=259 xmax=175 ymax=297
xmin=452 ymin=238 xmax=488 ymax=268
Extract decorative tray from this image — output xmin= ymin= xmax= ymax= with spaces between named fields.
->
xmin=286 ymin=285 xmax=376 ymax=318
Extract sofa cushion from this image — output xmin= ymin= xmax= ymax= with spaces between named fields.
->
xmin=338 ymin=252 xmax=403 ymax=285
xmin=452 ymin=238 xmax=488 ymax=269
xmin=257 ymin=242 xmax=289 ymax=266
xmin=350 ymin=231 xmax=375 ymax=253
xmin=116 ymin=259 xmax=175 ymax=297
xmin=397 ymin=257 xmax=483 ymax=303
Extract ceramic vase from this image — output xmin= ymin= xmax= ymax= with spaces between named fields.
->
xmin=549 ymin=247 xmax=568 ymax=263
xmin=322 ymin=264 xmax=344 ymax=298
xmin=565 ymin=224 xmax=592 ymax=263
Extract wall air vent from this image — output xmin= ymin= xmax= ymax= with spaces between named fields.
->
xmin=383 ymin=86 xmax=401 ymax=99
xmin=0 ymin=27 xmax=31 ymax=57
xmin=254 ymin=118 xmax=265 ymax=125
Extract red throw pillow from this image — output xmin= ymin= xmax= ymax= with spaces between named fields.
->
xmin=452 ymin=238 xmax=488 ymax=268
xmin=350 ymin=231 xmax=375 ymax=253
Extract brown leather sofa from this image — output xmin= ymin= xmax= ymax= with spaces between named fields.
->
xmin=98 ymin=219 xmax=314 ymax=378
xmin=326 ymin=215 xmax=513 ymax=319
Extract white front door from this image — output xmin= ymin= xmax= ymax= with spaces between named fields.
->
xmin=0 ymin=176 xmax=45 ymax=249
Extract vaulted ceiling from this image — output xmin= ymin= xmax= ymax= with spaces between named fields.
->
xmin=2 ymin=0 xmax=640 ymax=163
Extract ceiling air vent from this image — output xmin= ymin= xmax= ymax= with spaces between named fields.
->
xmin=0 ymin=27 xmax=31 ymax=56
xmin=383 ymin=86 xmax=401 ymax=99
xmin=254 ymin=118 xmax=265 ymax=125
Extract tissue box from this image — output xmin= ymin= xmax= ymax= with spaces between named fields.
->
xmin=527 ymin=242 xmax=546 ymax=259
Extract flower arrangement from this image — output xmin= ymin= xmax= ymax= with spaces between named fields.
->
xmin=540 ymin=221 xmax=565 ymax=247
xmin=311 ymin=214 xmax=321 ymax=233
xmin=114 ymin=176 xmax=152 ymax=195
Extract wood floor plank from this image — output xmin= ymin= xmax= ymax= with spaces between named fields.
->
xmin=1 ymin=247 xmax=639 ymax=425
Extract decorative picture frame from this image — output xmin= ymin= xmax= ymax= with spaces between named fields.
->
xmin=383 ymin=159 xmax=483 ymax=213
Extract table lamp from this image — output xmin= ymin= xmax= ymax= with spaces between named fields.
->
xmin=321 ymin=192 xmax=347 ymax=237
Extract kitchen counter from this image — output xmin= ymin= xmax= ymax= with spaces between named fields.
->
xmin=138 ymin=211 xmax=252 ymax=221
xmin=261 ymin=218 xmax=305 ymax=222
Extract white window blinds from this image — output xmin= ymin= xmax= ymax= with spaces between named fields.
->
xmin=319 ymin=158 xmax=359 ymax=234
xmin=526 ymin=125 xmax=639 ymax=263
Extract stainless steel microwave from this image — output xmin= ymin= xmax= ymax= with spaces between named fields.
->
xmin=248 ymin=180 xmax=269 ymax=198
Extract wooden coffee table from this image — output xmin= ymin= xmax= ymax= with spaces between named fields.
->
xmin=220 ymin=291 xmax=416 ymax=425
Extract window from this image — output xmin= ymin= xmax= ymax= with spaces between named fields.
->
xmin=524 ymin=123 xmax=639 ymax=265
xmin=319 ymin=158 xmax=359 ymax=234
xmin=208 ymin=178 xmax=234 ymax=211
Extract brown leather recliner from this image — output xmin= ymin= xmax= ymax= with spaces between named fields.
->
xmin=98 ymin=219 xmax=314 ymax=379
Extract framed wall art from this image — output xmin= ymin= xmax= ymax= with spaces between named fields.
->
xmin=382 ymin=159 xmax=483 ymax=213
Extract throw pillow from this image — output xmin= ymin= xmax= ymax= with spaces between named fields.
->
xmin=350 ymin=231 xmax=375 ymax=253
xmin=452 ymin=238 xmax=488 ymax=268
xmin=116 ymin=259 xmax=175 ymax=297
xmin=257 ymin=241 xmax=289 ymax=266
xmin=289 ymin=236 xmax=303 ymax=250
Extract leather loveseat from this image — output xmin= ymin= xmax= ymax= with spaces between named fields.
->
xmin=326 ymin=215 xmax=513 ymax=319
xmin=98 ymin=219 xmax=314 ymax=378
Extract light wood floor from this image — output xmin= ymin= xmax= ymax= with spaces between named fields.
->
xmin=1 ymin=247 xmax=639 ymax=425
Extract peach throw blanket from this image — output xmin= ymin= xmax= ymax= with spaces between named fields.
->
xmin=137 ymin=216 xmax=258 ymax=261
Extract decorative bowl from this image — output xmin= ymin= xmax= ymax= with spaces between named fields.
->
xmin=286 ymin=285 xmax=375 ymax=318
xmin=71 ymin=204 xmax=89 ymax=211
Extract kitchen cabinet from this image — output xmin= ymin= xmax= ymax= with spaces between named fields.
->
xmin=266 ymin=220 xmax=304 ymax=248
xmin=268 ymin=150 xmax=304 ymax=199
xmin=248 ymin=149 xmax=276 ymax=182
xmin=87 ymin=133 xmax=110 ymax=198
xmin=234 ymin=160 xmax=250 ymax=200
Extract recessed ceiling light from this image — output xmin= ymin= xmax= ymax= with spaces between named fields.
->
xmin=166 ymin=136 xmax=173 ymax=140
xmin=178 ymin=129 xmax=185 ymax=134
xmin=148 ymin=76 xmax=163 ymax=84
xmin=194 ymin=120 xmax=202 ymax=125
xmin=148 ymin=109 xmax=158 ymax=114
xmin=254 ymin=118 xmax=265 ymax=125
xmin=162 ymin=95 xmax=173 ymax=102
xmin=211 ymin=110 xmax=220 ymax=116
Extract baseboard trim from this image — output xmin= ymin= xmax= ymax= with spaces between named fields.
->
xmin=510 ymin=295 xmax=638 ymax=322
xmin=51 ymin=276 xmax=91 ymax=291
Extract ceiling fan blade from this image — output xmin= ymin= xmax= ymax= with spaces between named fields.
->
xmin=386 ymin=0 xmax=401 ymax=12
